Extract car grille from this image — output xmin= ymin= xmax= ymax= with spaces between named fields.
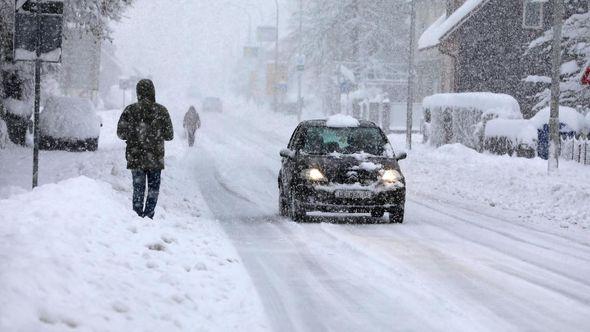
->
xmin=332 ymin=169 xmax=378 ymax=185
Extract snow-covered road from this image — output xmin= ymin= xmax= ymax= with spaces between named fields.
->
xmin=195 ymin=108 xmax=590 ymax=332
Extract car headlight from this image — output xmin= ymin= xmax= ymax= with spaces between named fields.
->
xmin=380 ymin=169 xmax=402 ymax=183
xmin=302 ymin=168 xmax=328 ymax=182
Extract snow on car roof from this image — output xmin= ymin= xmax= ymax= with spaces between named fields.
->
xmin=325 ymin=114 xmax=361 ymax=128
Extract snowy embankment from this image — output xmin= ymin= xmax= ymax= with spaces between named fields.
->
xmin=0 ymin=109 xmax=269 ymax=331
xmin=389 ymin=137 xmax=590 ymax=231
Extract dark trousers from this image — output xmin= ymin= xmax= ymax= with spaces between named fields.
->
xmin=187 ymin=129 xmax=196 ymax=147
xmin=132 ymin=170 xmax=161 ymax=219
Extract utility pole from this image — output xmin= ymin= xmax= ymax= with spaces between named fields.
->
xmin=549 ymin=0 xmax=564 ymax=173
xmin=32 ymin=2 xmax=42 ymax=188
xmin=297 ymin=0 xmax=303 ymax=121
xmin=405 ymin=0 xmax=417 ymax=150
xmin=273 ymin=0 xmax=279 ymax=113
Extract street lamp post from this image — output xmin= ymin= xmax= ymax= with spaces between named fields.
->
xmin=273 ymin=0 xmax=279 ymax=113
xmin=405 ymin=0 xmax=417 ymax=150
xmin=297 ymin=0 xmax=303 ymax=121
xmin=548 ymin=0 xmax=564 ymax=173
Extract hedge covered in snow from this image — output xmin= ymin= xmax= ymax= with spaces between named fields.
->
xmin=422 ymin=93 xmax=522 ymax=150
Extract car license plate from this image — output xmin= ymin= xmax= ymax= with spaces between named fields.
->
xmin=335 ymin=190 xmax=372 ymax=199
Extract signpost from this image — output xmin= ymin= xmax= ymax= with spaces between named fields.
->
xmin=256 ymin=26 xmax=277 ymax=43
xmin=119 ymin=76 xmax=140 ymax=108
xmin=14 ymin=0 xmax=64 ymax=188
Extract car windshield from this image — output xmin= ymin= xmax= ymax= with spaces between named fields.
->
xmin=301 ymin=126 xmax=387 ymax=156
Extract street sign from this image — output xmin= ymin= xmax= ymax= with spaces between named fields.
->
xmin=14 ymin=0 xmax=64 ymax=62
xmin=257 ymin=26 xmax=277 ymax=43
xmin=581 ymin=66 xmax=590 ymax=85
xmin=266 ymin=63 xmax=288 ymax=96
xmin=243 ymin=46 xmax=259 ymax=58
xmin=119 ymin=76 xmax=141 ymax=90
xmin=14 ymin=0 xmax=65 ymax=188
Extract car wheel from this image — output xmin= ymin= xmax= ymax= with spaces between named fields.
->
xmin=371 ymin=210 xmax=384 ymax=218
xmin=389 ymin=208 xmax=404 ymax=224
xmin=289 ymin=194 xmax=307 ymax=222
xmin=279 ymin=191 xmax=288 ymax=217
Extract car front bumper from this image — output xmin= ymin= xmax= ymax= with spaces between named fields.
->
xmin=294 ymin=183 xmax=405 ymax=213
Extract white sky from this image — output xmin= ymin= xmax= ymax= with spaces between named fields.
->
xmin=111 ymin=0 xmax=289 ymax=101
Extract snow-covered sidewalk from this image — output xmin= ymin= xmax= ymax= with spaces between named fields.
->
xmin=389 ymin=136 xmax=590 ymax=233
xmin=0 ymin=110 xmax=269 ymax=331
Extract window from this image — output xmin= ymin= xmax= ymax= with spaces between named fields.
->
xmin=301 ymin=127 xmax=387 ymax=156
xmin=523 ymin=0 xmax=544 ymax=29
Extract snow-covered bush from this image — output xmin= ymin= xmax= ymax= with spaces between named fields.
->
xmin=2 ymin=98 xmax=32 ymax=145
xmin=422 ymin=93 xmax=522 ymax=150
xmin=530 ymin=106 xmax=587 ymax=133
xmin=3 ymin=97 xmax=32 ymax=119
xmin=39 ymin=96 xmax=101 ymax=151
xmin=484 ymin=119 xmax=537 ymax=157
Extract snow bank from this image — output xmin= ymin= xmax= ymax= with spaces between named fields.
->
xmin=387 ymin=134 xmax=590 ymax=231
xmin=530 ymin=106 xmax=586 ymax=132
xmin=40 ymin=96 xmax=101 ymax=139
xmin=423 ymin=92 xmax=521 ymax=118
xmin=3 ymin=98 xmax=32 ymax=118
xmin=484 ymin=119 xmax=538 ymax=144
xmin=326 ymin=114 xmax=360 ymax=127
xmin=0 ymin=175 xmax=268 ymax=331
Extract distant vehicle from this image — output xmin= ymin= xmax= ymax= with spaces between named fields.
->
xmin=202 ymin=97 xmax=223 ymax=113
xmin=278 ymin=117 xmax=407 ymax=223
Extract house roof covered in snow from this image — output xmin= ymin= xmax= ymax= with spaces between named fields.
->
xmin=418 ymin=0 xmax=490 ymax=51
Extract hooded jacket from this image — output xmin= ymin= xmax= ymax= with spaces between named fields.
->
xmin=183 ymin=106 xmax=201 ymax=132
xmin=117 ymin=79 xmax=174 ymax=170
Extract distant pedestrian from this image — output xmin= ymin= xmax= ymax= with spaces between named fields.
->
xmin=117 ymin=79 xmax=174 ymax=219
xmin=183 ymin=105 xmax=201 ymax=147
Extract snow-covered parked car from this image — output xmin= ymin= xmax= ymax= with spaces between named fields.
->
xmin=278 ymin=115 xmax=407 ymax=223
xmin=422 ymin=92 xmax=522 ymax=151
xmin=484 ymin=119 xmax=537 ymax=158
xmin=39 ymin=96 xmax=101 ymax=152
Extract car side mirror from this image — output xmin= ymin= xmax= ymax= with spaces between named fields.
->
xmin=396 ymin=152 xmax=407 ymax=161
xmin=280 ymin=148 xmax=295 ymax=159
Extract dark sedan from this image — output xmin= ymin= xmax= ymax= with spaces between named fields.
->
xmin=278 ymin=118 xmax=407 ymax=223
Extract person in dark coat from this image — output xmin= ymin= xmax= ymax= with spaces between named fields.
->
xmin=117 ymin=79 xmax=174 ymax=219
xmin=183 ymin=105 xmax=200 ymax=147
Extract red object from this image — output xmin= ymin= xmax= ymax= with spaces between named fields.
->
xmin=582 ymin=66 xmax=590 ymax=85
